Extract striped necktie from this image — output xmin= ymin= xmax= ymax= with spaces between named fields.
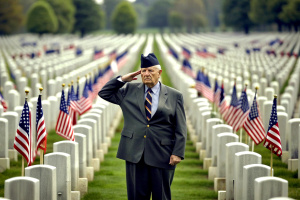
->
xmin=145 ymin=88 xmax=152 ymax=121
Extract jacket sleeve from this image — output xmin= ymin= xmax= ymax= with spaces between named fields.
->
xmin=98 ymin=76 xmax=126 ymax=105
xmin=172 ymin=93 xmax=187 ymax=160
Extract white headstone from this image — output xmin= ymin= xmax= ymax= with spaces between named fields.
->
xmin=278 ymin=112 xmax=288 ymax=151
xmin=74 ymin=133 xmax=87 ymax=178
xmin=243 ymin=164 xmax=272 ymax=200
xmin=288 ymin=118 xmax=300 ymax=159
xmin=234 ymin=151 xmax=262 ymax=200
xmin=205 ymin=118 xmax=223 ymax=158
xmin=5 ymin=177 xmax=40 ymax=200
xmin=217 ymin=133 xmax=238 ymax=177
xmin=53 ymin=141 xmax=79 ymax=191
xmin=212 ymin=124 xmax=233 ymax=166
xmin=77 ymin=119 xmax=98 ymax=159
xmin=226 ymin=142 xmax=249 ymax=200
xmin=48 ymin=96 xmax=58 ymax=130
xmin=8 ymin=90 xmax=20 ymax=111
xmin=44 ymin=152 xmax=71 ymax=200
xmin=2 ymin=112 xmax=18 ymax=149
xmin=25 ymin=165 xmax=57 ymax=200
xmin=73 ymin=125 xmax=93 ymax=167
xmin=0 ymin=118 xmax=8 ymax=158
xmin=80 ymin=113 xmax=102 ymax=150
xmin=254 ymin=177 xmax=288 ymax=200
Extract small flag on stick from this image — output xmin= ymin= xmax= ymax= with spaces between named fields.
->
xmin=0 ymin=90 xmax=8 ymax=112
xmin=243 ymin=87 xmax=265 ymax=145
xmin=55 ymin=84 xmax=75 ymax=141
xmin=36 ymin=88 xmax=47 ymax=155
xmin=264 ymin=95 xmax=282 ymax=157
xmin=14 ymin=90 xmax=33 ymax=176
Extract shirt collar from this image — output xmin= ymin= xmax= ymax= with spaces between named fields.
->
xmin=145 ymin=82 xmax=160 ymax=94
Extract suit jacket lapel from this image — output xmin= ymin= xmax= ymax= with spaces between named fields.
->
xmin=152 ymin=83 xmax=168 ymax=120
xmin=136 ymin=83 xmax=147 ymax=120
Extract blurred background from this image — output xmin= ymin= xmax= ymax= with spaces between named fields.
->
xmin=1 ymin=0 xmax=300 ymax=36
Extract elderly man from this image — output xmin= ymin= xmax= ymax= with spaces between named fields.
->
xmin=98 ymin=53 xmax=187 ymax=200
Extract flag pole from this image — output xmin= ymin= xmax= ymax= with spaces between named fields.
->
xmin=240 ymin=129 xmax=242 ymax=143
xmin=23 ymin=90 xmax=29 ymax=176
xmin=240 ymin=83 xmax=248 ymax=143
xmin=39 ymin=87 xmax=44 ymax=164
xmin=270 ymin=144 xmax=273 ymax=176
xmin=252 ymin=86 xmax=259 ymax=151
xmin=270 ymin=94 xmax=277 ymax=176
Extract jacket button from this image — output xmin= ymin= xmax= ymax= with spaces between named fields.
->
xmin=144 ymin=135 xmax=146 ymax=138
xmin=147 ymin=125 xmax=150 ymax=127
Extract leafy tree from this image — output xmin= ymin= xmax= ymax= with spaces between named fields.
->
xmin=26 ymin=1 xmax=58 ymax=34
xmin=169 ymin=11 xmax=184 ymax=32
xmin=146 ymin=0 xmax=171 ymax=32
xmin=268 ymin=0 xmax=288 ymax=31
xmin=203 ymin=0 xmax=222 ymax=30
xmin=103 ymin=0 xmax=122 ymax=29
xmin=0 ymin=0 xmax=23 ymax=35
xmin=133 ymin=3 xmax=147 ymax=28
xmin=279 ymin=0 xmax=300 ymax=31
xmin=249 ymin=0 xmax=287 ymax=32
xmin=112 ymin=1 xmax=137 ymax=34
xmin=222 ymin=0 xmax=252 ymax=34
xmin=43 ymin=0 xmax=76 ymax=33
xmin=19 ymin=0 xmax=35 ymax=14
xmin=73 ymin=0 xmax=105 ymax=37
xmin=249 ymin=0 xmax=270 ymax=25
xmin=172 ymin=0 xmax=206 ymax=32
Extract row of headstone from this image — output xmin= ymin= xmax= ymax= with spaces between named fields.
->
xmin=154 ymin=34 xmax=294 ymax=199
xmin=0 ymin=33 xmax=149 ymax=199
xmin=183 ymin=98 xmax=291 ymax=200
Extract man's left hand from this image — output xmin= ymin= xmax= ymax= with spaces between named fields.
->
xmin=169 ymin=155 xmax=181 ymax=166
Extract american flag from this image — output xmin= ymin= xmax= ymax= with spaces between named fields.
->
xmin=201 ymin=74 xmax=214 ymax=102
xmin=214 ymin=79 xmax=220 ymax=106
xmin=76 ymin=82 xmax=80 ymax=100
xmin=264 ymin=97 xmax=282 ymax=157
xmin=69 ymin=85 xmax=79 ymax=125
xmin=182 ymin=46 xmax=191 ymax=59
xmin=230 ymin=87 xmax=250 ymax=132
xmin=101 ymin=65 xmax=114 ymax=84
xmin=243 ymin=91 xmax=265 ymax=144
xmin=0 ymin=91 xmax=8 ymax=112
xmin=93 ymin=48 xmax=104 ymax=60
xmin=116 ymin=51 xmax=128 ymax=70
xmin=219 ymin=82 xmax=228 ymax=116
xmin=36 ymin=94 xmax=47 ymax=153
xmin=14 ymin=100 xmax=32 ymax=166
xmin=181 ymin=59 xmax=196 ymax=78
xmin=77 ymin=80 xmax=92 ymax=115
xmin=55 ymin=89 xmax=75 ymax=141
xmin=169 ymin=48 xmax=178 ymax=60
xmin=195 ymin=70 xmax=204 ymax=92
xmin=224 ymin=83 xmax=238 ymax=123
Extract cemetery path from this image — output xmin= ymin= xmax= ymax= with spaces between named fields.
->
xmin=82 ymin=119 xmax=218 ymax=200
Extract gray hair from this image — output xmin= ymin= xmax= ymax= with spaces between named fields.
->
xmin=153 ymin=65 xmax=162 ymax=70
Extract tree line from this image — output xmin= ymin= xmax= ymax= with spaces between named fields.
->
xmin=1 ymin=0 xmax=300 ymax=36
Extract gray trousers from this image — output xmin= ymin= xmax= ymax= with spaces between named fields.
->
xmin=125 ymin=156 xmax=175 ymax=200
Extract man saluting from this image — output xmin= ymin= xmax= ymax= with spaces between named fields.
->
xmin=98 ymin=53 xmax=187 ymax=200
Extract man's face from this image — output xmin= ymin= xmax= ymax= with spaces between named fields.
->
xmin=141 ymin=66 xmax=162 ymax=88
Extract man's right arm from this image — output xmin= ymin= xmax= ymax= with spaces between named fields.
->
xmin=98 ymin=70 xmax=141 ymax=105
xmin=98 ymin=76 xmax=126 ymax=105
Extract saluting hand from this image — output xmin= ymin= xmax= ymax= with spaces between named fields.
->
xmin=121 ymin=70 xmax=141 ymax=82
xmin=169 ymin=155 xmax=181 ymax=166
